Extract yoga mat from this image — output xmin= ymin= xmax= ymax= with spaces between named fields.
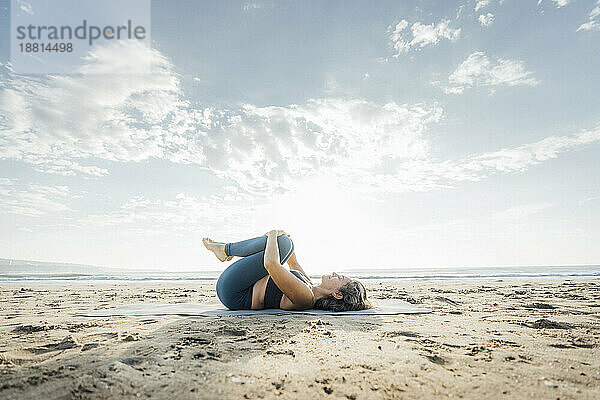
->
xmin=81 ymin=299 xmax=432 ymax=317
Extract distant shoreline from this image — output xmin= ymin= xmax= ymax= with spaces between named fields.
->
xmin=2 ymin=258 xmax=599 ymax=284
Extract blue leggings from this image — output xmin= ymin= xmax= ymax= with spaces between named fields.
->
xmin=216 ymin=235 xmax=295 ymax=310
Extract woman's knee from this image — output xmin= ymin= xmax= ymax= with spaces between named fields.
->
xmin=277 ymin=235 xmax=294 ymax=264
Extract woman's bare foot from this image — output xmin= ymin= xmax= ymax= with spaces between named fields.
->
xmin=202 ymin=238 xmax=233 ymax=262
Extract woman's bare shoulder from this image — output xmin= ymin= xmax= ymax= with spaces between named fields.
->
xmin=280 ymin=293 xmax=315 ymax=310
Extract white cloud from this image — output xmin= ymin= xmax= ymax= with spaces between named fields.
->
xmin=538 ymin=0 xmax=572 ymax=8
xmin=214 ymin=99 xmax=443 ymax=193
xmin=26 ymin=159 xmax=108 ymax=177
xmin=491 ymin=203 xmax=554 ymax=221
xmin=438 ymin=51 xmax=540 ymax=94
xmin=17 ymin=0 xmax=33 ymax=14
xmin=243 ymin=2 xmax=262 ymax=11
xmin=2 ymin=40 xmax=600 ymax=204
xmin=348 ymin=124 xmax=600 ymax=194
xmin=592 ymin=2 xmax=600 ymax=18
xmin=578 ymin=196 xmax=600 ymax=205
xmin=0 ymin=178 xmax=70 ymax=217
xmin=0 ymin=42 xmax=445 ymax=194
xmin=0 ymin=40 xmax=192 ymax=177
xmin=577 ymin=1 xmax=600 ymax=32
xmin=388 ymin=19 xmax=461 ymax=56
xmin=462 ymin=127 xmax=600 ymax=173
xmin=81 ymin=190 xmax=257 ymax=236
xmin=70 ymin=123 xmax=600 ymax=240
xmin=478 ymin=13 xmax=495 ymax=27
xmin=475 ymin=0 xmax=490 ymax=12
xmin=577 ymin=20 xmax=600 ymax=31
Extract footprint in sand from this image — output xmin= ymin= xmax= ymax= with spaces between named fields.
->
xmin=383 ymin=330 xmax=420 ymax=338
xmin=529 ymin=319 xmax=572 ymax=329
xmin=27 ymin=335 xmax=80 ymax=354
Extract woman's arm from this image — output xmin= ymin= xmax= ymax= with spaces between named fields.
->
xmin=264 ymin=230 xmax=313 ymax=308
xmin=286 ymin=252 xmax=313 ymax=285
xmin=263 ymin=230 xmax=284 ymax=267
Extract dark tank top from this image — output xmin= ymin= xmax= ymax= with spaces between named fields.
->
xmin=263 ymin=270 xmax=309 ymax=309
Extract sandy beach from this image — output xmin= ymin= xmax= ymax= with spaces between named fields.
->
xmin=0 ymin=279 xmax=599 ymax=399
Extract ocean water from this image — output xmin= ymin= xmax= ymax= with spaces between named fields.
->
xmin=0 ymin=258 xmax=599 ymax=284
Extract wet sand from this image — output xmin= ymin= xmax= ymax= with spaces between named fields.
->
xmin=1 ymin=279 xmax=599 ymax=399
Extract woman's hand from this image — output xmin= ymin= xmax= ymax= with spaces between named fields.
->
xmin=265 ymin=229 xmax=289 ymax=237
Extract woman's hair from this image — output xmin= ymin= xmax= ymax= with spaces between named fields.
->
xmin=314 ymin=280 xmax=373 ymax=312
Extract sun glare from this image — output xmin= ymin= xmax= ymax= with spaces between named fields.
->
xmin=261 ymin=176 xmax=364 ymax=274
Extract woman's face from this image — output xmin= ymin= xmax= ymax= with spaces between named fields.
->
xmin=320 ymin=272 xmax=352 ymax=291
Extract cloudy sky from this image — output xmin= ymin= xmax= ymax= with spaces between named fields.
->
xmin=1 ymin=0 xmax=599 ymax=273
